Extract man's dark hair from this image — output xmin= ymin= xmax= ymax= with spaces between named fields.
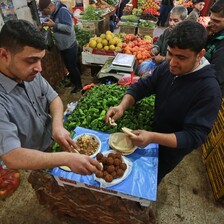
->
xmin=0 ymin=19 xmax=47 ymax=53
xmin=210 ymin=0 xmax=224 ymax=17
xmin=167 ymin=20 xmax=207 ymax=53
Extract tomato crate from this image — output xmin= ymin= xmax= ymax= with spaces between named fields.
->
xmin=137 ymin=27 xmax=154 ymax=37
xmin=205 ymin=138 xmax=224 ymax=201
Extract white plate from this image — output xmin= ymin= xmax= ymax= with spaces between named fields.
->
xmin=73 ymin=133 xmax=101 ymax=158
xmin=94 ymin=150 xmax=133 ymax=188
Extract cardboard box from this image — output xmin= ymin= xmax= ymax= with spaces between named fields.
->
xmin=82 ymin=45 xmax=121 ymax=65
xmin=53 ymin=176 xmax=151 ymax=207
xmin=82 ymin=51 xmax=115 ymax=65
xmin=51 ymin=127 xmax=158 ymax=207
xmin=83 ymin=45 xmax=118 ymax=56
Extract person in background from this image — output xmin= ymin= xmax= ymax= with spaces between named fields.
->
xmin=39 ymin=0 xmax=82 ymax=94
xmin=157 ymin=0 xmax=174 ymax=27
xmin=0 ymin=19 xmax=101 ymax=174
xmin=150 ymin=5 xmax=188 ymax=64
xmin=187 ymin=0 xmax=205 ymax=22
xmin=205 ymin=0 xmax=224 ymax=97
xmin=118 ymin=0 xmax=130 ymax=19
xmin=106 ymin=20 xmax=222 ymax=184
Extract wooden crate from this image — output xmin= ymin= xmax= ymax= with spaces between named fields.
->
xmin=79 ymin=19 xmax=104 ymax=35
xmin=202 ymin=99 xmax=224 ymax=161
xmin=118 ymin=24 xmax=137 ymax=34
xmin=205 ymin=138 xmax=224 ymax=201
xmin=137 ymin=27 xmax=154 ymax=37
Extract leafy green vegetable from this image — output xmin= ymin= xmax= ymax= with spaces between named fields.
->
xmin=80 ymin=5 xmax=103 ymax=21
xmin=74 ymin=26 xmax=93 ymax=53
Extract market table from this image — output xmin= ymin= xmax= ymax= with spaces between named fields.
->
xmin=28 ymin=127 xmax=158 ymax=224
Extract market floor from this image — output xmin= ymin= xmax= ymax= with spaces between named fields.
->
xmin=1 ymin=69 xmax=224 ymax=224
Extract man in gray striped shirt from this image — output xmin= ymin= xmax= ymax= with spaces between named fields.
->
xmin=0 ymin=20 xmax=101 ymax=174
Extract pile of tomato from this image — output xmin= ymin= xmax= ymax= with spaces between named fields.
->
xmin=0 ymin=165 xmax=20 ymax=199
xmin=122 ymin=35 xmax=153 ymax=64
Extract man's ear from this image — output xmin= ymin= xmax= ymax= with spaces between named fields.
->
xmin=0 ymin=48 xmax=10 ymax=62
xmin=197 ymin=49 xmax=206 ymax=61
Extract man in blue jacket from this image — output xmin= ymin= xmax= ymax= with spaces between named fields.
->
xmin=39 ymin=0 xmax=82 ymax=93
xmin=106 ymin=20 xmax=222 ymax=184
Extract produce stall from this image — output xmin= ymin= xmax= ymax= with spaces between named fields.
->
xmin=28 ymin=84 xmax=157 ymax=223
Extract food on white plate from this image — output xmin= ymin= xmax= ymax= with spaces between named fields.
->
xmin=75 ymin=133 xmax=100 ymax=156
xmin=95 ymin=152 xmax=127 ymax=182
xmin=109 ymin=132 xmax=137 ymax=155
xmin=109 ymin=117 xmax=117 ymax=126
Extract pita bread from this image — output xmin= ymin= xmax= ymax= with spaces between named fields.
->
xmin=109 ymin=117 xmax=117 ymax=126
xmin=60 ymin=166 xmax=71 ymax=171
xmin=109 ymin=132 xmax=137 ymax=155
xmin=122 ymin=127 xmax=137 ymax=137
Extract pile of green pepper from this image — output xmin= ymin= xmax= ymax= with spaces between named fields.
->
xmin=52 ymin=84 xmax=155 ymax=152
xmin=65 ymin=84 xmax=155 ymax=132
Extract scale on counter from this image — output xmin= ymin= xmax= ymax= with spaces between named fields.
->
xmin=97 ymin=53 xmax=137 ymax=80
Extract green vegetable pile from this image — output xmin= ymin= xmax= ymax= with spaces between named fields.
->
xmin=138 ymin=20 xmax=156 ymax=28
xmin=120 ymin=21 xmax=138 ymax=26
xmin=104 ymin=0 xmax=119 ymax=5
xmin=80 ymin=5 xmax=103 ymax=21
xmin=132 ymin=8 xmax=143 ymax=16
xmin=65 ymin=84 xmax=155 ymax=133
xmin=74 ymin=26 xmax=93 ymax=53
xmin=121 ymin=15 xmax=139 ymax=22
xmin=52 ymin=84 xmax=155 ymax=152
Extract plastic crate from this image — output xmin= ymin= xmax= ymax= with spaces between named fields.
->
xmin=137 ymin=27 xmax=154 ymax=37
xmin=205 ymin=138 xmax=224 ymax=201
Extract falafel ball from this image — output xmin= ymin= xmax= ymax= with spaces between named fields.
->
xmin=117 ymin=169 xmax=124 ymax=177
xmin=120 ymin=163 xmax=127 ymax=171
xmin=114 ymin=158 xmax=122 ymax=166
xmin=96 ymin=152 xmax=103 ymax=161
xmin=106 ymin=157 xmax=114 ymax=165
xmin=105 ymin=174 xmax=113 ymax=182
xmin=95 ymin=170 xmax=103 ymax=178
xmin=106 ymin=165 xmax=115 ymax=173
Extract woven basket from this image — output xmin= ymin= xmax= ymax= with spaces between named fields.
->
xmin=202 ymin=99 xmax=224 ymax=161
xmin=205 ymin=138 xmax=224 ymax=200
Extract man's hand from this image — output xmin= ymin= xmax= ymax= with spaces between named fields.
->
xmin=128 ymin=130 xmax=153 ymax=148
xmin=105 ymin=106 xmax=124 ymax=125
xmin=153 ymin=54 xmax=165 ymax=64
xmin=42 ymin=18 xmax=55 ymax=28
xmin=68 ymin=153 xmax=102 ymax=175
xmin=52 ymin=127 xmax=78 ymax=152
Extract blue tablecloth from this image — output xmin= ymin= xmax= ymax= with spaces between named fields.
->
xmin=51 ymin=127 xmax=158 ymax=201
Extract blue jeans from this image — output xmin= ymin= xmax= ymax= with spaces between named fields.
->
xmin=60 ymin=41 xmax=82 ymax=87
